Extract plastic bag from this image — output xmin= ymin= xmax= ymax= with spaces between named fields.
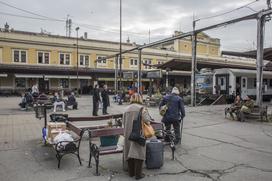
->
xmin=54 ymin=132 xmax=74 ymax=151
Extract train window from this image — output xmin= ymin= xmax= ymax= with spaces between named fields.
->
xmin=220 ymin=78 xmax=224 ymax=86
xmin=269 ymin=79 xmax=272 ymax=87
xmin=254 ymin=78 xmax=256 ymax=87
xmin=263 ymin=79 xmax=268 ymax=85
xmin=242 ymin=78 xmax=246 ymax=88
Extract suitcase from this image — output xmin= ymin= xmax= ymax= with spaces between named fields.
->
xmin=145 ymin=139 xmax=164 ymax=169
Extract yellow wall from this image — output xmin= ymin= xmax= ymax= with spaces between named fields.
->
xmin=3 ymin=46 xmax=11 ymax=63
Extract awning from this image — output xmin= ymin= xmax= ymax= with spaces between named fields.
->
xmin=97 ymin=78 xmax=150 ymax=82
xmin=45 ymin=75 xmax=91 ymax=79
xmin=0 ymin=73 xmax=8 ymax=77
xmin=14 ymin=74 xmax=43 ymax=78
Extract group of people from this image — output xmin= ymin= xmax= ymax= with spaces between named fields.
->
xmin=92 ymin=84 xmax=110 ymax=116
xmin=226 ymin=95 xmax=255 ymax=121
xmin=123 ymin=87 xmax=185 ymax=179
xmin=52 ymin=91 xmax=78 ymax=112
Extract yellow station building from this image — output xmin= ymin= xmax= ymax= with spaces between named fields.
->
xmin=0 ymin=27 xmax=255 ymax=95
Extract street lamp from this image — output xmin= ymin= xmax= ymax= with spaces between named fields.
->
xmin=75 ymin=27 xmax=80 ymax=95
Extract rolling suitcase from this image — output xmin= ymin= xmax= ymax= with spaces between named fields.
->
xmin=145 ymin=139 xmax=164 ymax=169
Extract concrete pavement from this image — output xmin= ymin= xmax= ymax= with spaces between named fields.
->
xmin=0 ymin=96 xmax=272 ymax=181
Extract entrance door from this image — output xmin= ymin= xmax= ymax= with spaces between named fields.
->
xmin=241 ymin=77 xmax=247 ymax=99
xmin=38 ymin=78 xmax=49 ymax=93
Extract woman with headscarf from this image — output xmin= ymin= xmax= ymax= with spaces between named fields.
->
xmin=123 ymin=93 xmax=152 ymax=180
xmin=92 ymin=85 xmax=101 ymax=116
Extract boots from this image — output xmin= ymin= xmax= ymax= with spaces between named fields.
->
xmin=127 ymin=159 xmax=135 ymax=177
xmin=135 ymin=159 xmax=145 ymax=180
xmin=127 ymin=159 xmax=145 ymax=180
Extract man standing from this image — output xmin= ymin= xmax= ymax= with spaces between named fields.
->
xmin=159 ymin=87 xmax=185 ymax=144
xmin=92 ymin=85 xmax=101 ymax=116
xmin=101 ymin=84 xmax=110 ymax=115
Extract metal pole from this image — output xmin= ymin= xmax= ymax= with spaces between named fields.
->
xmin=256 ymin=15 xmax=265 ymax=107
xmin=191 ymin=20 xmax=197 ymax=107
xmin=76 ymin=27 xmax=80 ymax=94
xmin=114 ymin=55 xmax=118 ymax=94
xmin=119 ymin=0 xmax=122 ymax=91
xmin=166 ymin=71 xmax=169 ymax=88
xmin=137 ymin=49 xmax=142 ymax=94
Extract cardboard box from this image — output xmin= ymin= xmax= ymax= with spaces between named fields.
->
xmin=47 ymin=122 xmax=66 ymax=142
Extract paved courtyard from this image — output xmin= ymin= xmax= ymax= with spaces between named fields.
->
xmin=0 ymin=96 xmax=272 ymax=181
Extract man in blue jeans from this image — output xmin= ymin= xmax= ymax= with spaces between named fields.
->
xmin=159 ymin=87 xmax=185 ymax=145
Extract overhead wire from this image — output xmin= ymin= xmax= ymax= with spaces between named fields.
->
xmin=0 ymin=0 xmax=150 ymax=38
xmin=195 ymin=0 xmax=260 ymax=22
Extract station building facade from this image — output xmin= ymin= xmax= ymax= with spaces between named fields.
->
xmin=0 ymin=28 xmax=253 ymax=95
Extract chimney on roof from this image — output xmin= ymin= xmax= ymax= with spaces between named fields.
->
xmin=4 ymin=22 xmax=9 ymax=32
xmin=84 ymin=32 xmax=88 ymax=39
xmin=126 ymin=36 xmax=130 ymax=43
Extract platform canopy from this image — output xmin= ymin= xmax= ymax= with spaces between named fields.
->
xmin=156 ymin=58 xmax=256 ymax=71
xmin=222 ymin=48 xmax=272 ymax=61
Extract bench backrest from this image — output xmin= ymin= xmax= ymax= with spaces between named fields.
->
xmin=67 ymin=122 xmax=83 ymax=136
xmin=89 ymin=127 xmax=124 ymax=138
xmin=68 ymin=114 xmax=123 ymax=122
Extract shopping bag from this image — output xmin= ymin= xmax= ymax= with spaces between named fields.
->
xmin=142 ymin=122 xmax=155 ymax=138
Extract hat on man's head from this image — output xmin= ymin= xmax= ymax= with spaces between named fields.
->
xmin=171 ymin=87 xmax=180 ymax=95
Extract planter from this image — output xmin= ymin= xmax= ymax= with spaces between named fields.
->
xmin=100 ymin=135 xmax=119 ymax=147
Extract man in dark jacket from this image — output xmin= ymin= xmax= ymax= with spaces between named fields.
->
xmin=92 ymin=85 xmax=101 ymax=116
xmin=101 ymin=84 xmax=110 ymax=115
xmin=159 ymin=87 xmax=185 ymax=144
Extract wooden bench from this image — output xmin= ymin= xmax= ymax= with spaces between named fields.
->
xmin=225 ymin=105 xmax=268 ymax=121
xmin=88 ymin=127 xmax=124 ymax=175
xmin=51 ymin=121 xmax=85 ymax=168
xmin=239 ymin=105 xmax=268 ymax=122
xmin=87 ymin=121 xmax=175 ymax=176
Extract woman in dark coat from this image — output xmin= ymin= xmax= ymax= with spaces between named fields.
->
xmin=92 ymin=85 xmax=101 ymax=116
xmin=101 ymin=84 xmax=110 ymax=114
xmin=159 ymin=87 xmax=185 ymax=144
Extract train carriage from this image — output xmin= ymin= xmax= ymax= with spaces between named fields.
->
xmin=213 ymin=68 xmax=272 ymax=100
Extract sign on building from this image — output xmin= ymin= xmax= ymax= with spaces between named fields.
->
xmin=146 ymin=70 xmax=162 ymax=79
xmin=123 ymin=71 xmax=134 ymax=79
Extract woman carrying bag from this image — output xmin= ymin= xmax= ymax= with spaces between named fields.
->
xmin=123 ymin=93 xmax=154 ymax=180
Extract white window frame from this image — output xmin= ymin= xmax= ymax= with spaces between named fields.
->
xmin=79 ymin=54 xmax=90 ymax=67
xmin=144 ymin=59 xmax=152 ymax=69
xmin=37 ymin=51 xmax=50 ymax=64
xmin=157 ymin=60 xmax=164 ymax=65
xmin=12 ymin=49 xmax=28 ymax=63
xmin=96 ymin=55 xmax=107 ymax=67
xmin=130 ymin=58 xmax=138 ymax=69
xmin=59 ymin=53 xmax=71 ymax=65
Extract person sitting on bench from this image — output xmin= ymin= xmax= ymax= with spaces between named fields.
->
xmin=66 ymin=92 xmax=78 ymax=109
xmin=227 ymin=95 xmax=242 ymax=120
xmin=19 ymin=91 xmax=33 ymax=110
xmin=53 ymin=92 xmax=65 ymax=112
xmin=238 ymin=95 xmax=254 ymax=122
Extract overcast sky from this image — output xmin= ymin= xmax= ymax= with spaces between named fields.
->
xmin=0 ymin=0 xmax=271 ymax=51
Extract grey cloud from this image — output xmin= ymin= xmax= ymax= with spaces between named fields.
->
xmin=0 ymin=0 xmax=270 ymax=51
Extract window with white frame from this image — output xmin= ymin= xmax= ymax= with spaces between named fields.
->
xmin=130 ymin=58 xmax=138 ymax=68
xmin=144 ymin=59 xmax=152 ymax=69
xmin=79 ymin=54 xmax=89 ymax=66
xmin=15 ymin=78 xmax=26 ymax=88
xmin=59 ymin=79 xmax=69 ymax=88
xmin=13 ymin=49 xmax=27 ymax=63
xmin=37 ymin=51 xmax=49 ymax=64
xmin=97 ymin=55 xmax=107 ymax=66
xmin=59 ymin=53 xmax=71 ymax=65
xmin=157 ymin=60 xmax=164 ymax=65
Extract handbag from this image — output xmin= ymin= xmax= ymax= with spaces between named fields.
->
xmin=159 ymin=105 xmax=168 ymax=116
xmin=159 ymin=96 xmax=173 ymax=116
xmin=142 ymin=122 xmax=155 ymax=138
xmin=129 ymin=107 xmax=146 ymax=146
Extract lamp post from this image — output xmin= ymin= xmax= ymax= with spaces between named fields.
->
xmin=75 ymin=27 xmax=80 ymax=95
